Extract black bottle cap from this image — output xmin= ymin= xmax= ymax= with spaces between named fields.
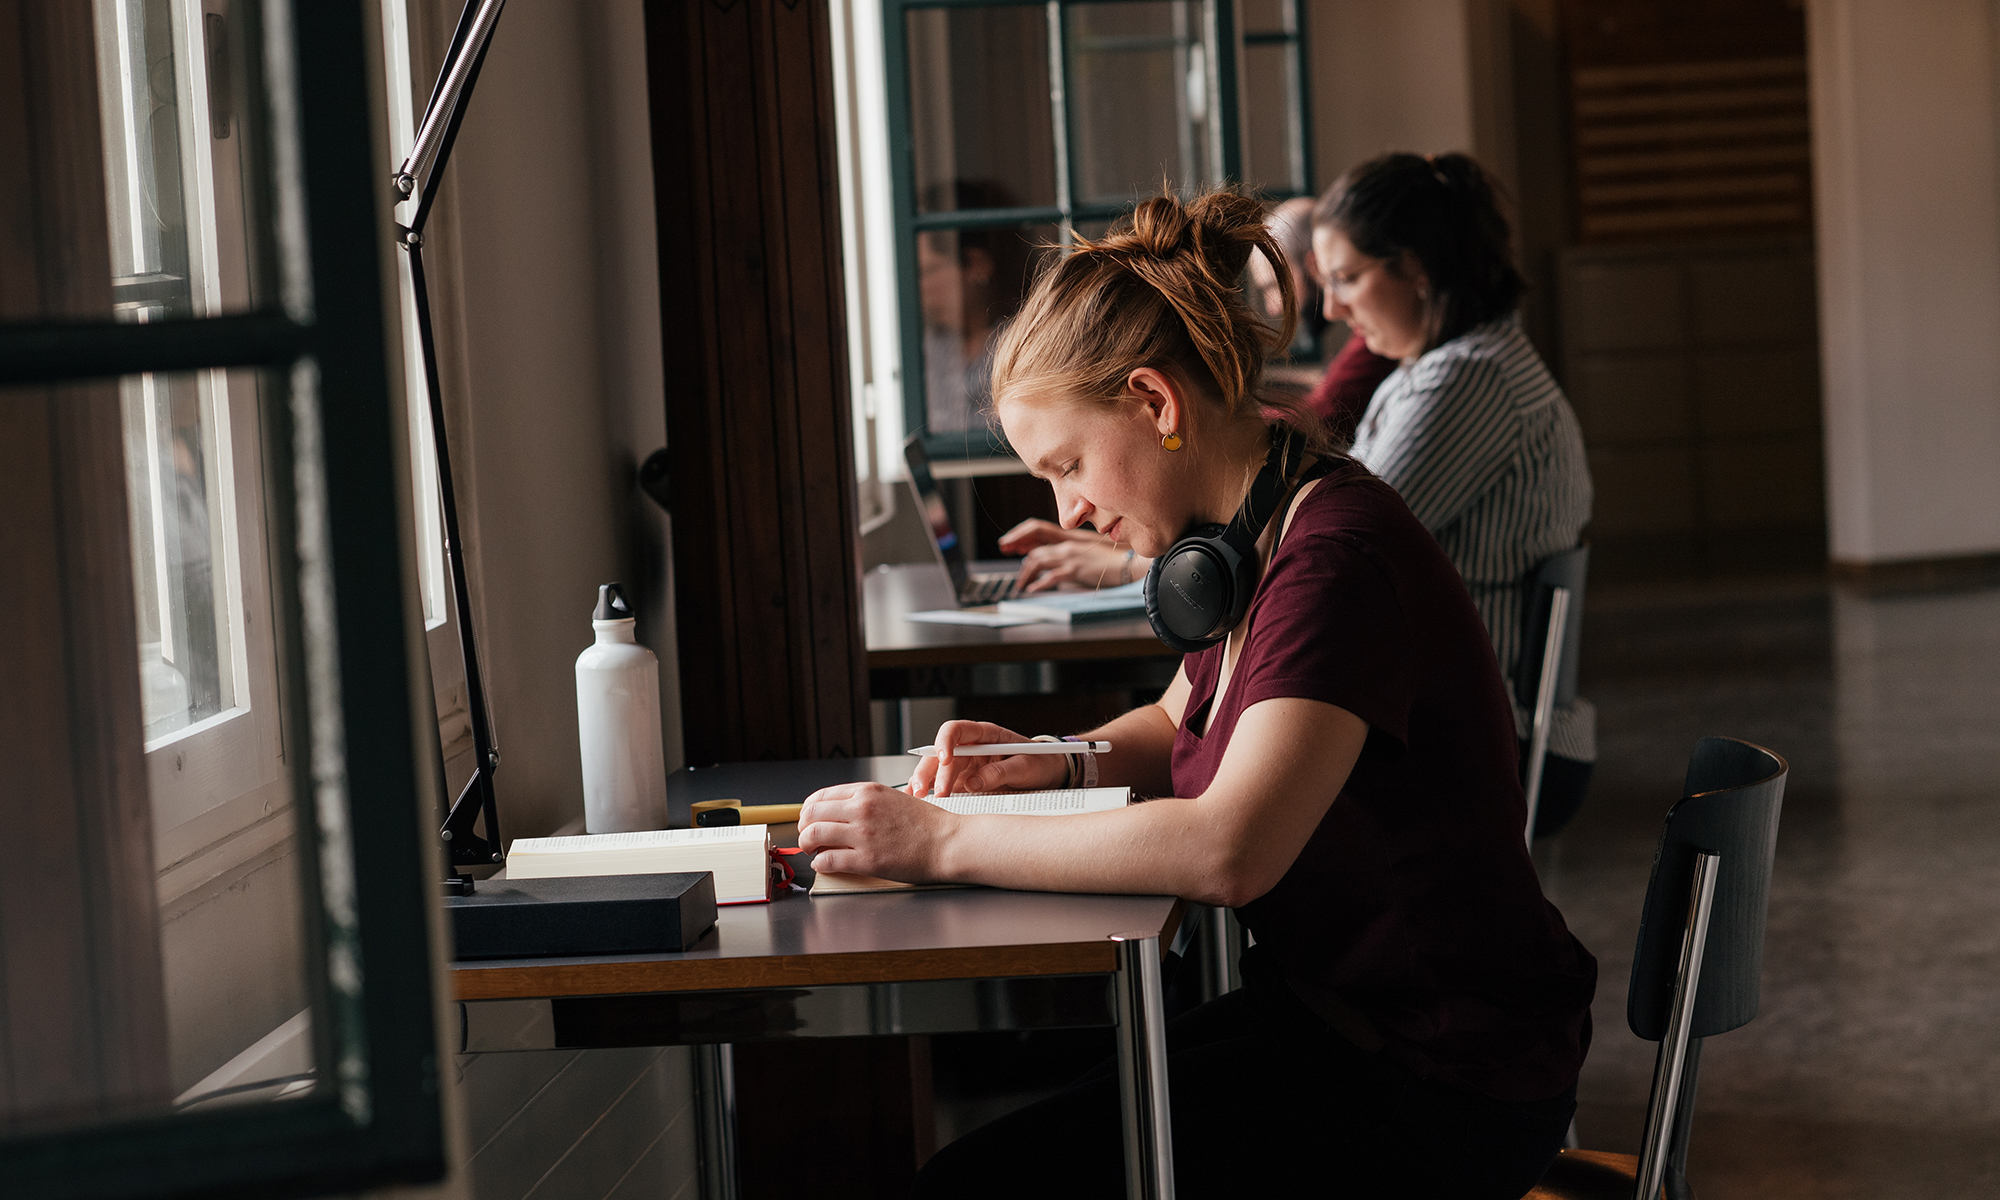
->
xmin=593 ymin=583 xmax=633 ymax=621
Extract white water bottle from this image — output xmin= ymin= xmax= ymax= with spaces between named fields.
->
xmin=575 ymin=583 xmax=669 ymax=833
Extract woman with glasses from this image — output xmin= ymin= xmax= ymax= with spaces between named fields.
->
xmin=1313 ymin=152 xmax=1597 ymax=837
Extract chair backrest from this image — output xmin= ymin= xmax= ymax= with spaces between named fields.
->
xmin=1515 ymin=543 xmax=1590 ymax=713
xmin=1627 ymin=737 xmax=1787 ymax=1041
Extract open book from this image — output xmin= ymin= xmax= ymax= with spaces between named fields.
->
xmin=810 ymin=786 xmax=1131 ymax=896
xmin=507 ymin=825 xmax=774 ymax=905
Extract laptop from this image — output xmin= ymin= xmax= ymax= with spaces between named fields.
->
xmin=903 ymin=434 xmax=1025 ymax=606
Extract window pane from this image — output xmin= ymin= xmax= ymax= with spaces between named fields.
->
xmin=916 ymin=222 xmax=1061 ymax=433
xmin=1065 ymin=1 xmax=1217 ymax=205
xmin=2 ymin=374 xmax=317 ymax=1136
xmin=95 ymin=0 xmax=271 ymax=319
xmin=906 ymin=6 xmax=1060 ymax=214
xmin=1243 ymin=42 xmax=1306 ymax=195
xmin=1238 ymin=0 xmax=1289 ymax=35
xmin=120 ymin=367 xmax=237 ymax=739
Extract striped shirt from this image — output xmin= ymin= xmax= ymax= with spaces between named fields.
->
xmin=1350 ymin=315 xmax=1596 ymax=762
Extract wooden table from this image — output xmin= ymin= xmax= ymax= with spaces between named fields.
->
xmin=452 ymin=758 xmax=1186 ymax=1200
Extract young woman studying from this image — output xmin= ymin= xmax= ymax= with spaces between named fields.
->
xmin=797 ymin=190 xmax=1595 ymax=1198
xmin=1313 ymin=153 xmax=1597 ymax=836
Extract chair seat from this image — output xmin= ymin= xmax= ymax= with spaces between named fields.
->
xmin=1519 ymin=1148 xmax=1639 ymax=1200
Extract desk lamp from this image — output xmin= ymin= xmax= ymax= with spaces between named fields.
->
xmin=391 ymin=0 xmax=511 ymax=895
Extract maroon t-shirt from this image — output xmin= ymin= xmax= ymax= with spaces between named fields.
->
xmin=1170 ymin=460 xmax=1596 ymax=1103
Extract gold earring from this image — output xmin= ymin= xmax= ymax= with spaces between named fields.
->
xmin=1162 ymin=431 xmax=1183 ymax=452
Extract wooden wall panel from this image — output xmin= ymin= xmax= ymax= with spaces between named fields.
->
xmin=1560 ymin=0 xmax=1812 ymax=243
xmin=643 ymin=0 xmax=870 ymax=766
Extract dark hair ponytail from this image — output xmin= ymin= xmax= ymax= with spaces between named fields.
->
xmin=1312 ymin=151 xmax=1524 ymax=353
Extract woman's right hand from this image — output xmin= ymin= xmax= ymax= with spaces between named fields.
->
xmin=908 ymin=719 xmax=1069 ymax=798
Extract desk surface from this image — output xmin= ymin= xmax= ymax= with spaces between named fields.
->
xmin=453 ymin=757 xmax=1181 ymax=1002
xmin=864 ymin=563 xmax=1170 ymax=668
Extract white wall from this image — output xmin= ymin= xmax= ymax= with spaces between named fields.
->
xmin=1307 ymin=0 xmax=1490 ymax=189
xmin=1809 ymin=0 xmax=2000 ymax=564
xmin=438 ymin=0 xmax=682 ymax=840
xmin=350 ymin=3 xmax=695 ymax=1196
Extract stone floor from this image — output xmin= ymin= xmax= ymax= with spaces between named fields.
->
xmin=1548 ymin=575 xmax=2000 ymax=1198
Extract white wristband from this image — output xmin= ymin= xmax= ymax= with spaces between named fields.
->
xmin=1062 ymin=736 xmax=1099 ymax=788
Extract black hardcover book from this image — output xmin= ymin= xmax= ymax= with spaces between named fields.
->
xmin=446 ymin=871 xmax=718 ymax=960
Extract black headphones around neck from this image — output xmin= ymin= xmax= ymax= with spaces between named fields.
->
xmin=1144 ymin=426 xmax=1333 ymax=654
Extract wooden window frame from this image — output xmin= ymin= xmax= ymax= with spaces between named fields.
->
xmin=0 ymin=0 xmax=446 ymax=1194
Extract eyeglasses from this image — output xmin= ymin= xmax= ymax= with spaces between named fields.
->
xmin=1317 ymin=257 xmax=1384 ymax=301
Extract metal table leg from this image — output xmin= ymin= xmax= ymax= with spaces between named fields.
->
xmin=1112 ymin=932 xmax=1175 ymax=1200
xmin=695 ymin=1042 xmax=740 ymax=1200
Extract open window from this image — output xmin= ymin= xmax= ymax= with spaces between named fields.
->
xmin=94 ymin=0 xmax=295 ymax=914
xmin=0 ymin=0 xmax=446 ymax=1193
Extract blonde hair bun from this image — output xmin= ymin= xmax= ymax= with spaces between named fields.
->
xmin=989 ymin=187 xmax=1312 ymax=436
xmin=1096 ymin=190 xmax=1270 ymax=287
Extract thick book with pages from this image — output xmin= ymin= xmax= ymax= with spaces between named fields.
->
xmin=507 ymin=825 xmax=775 ymax=904
xmin=810 ymin=786 xmax=1131 ymax=895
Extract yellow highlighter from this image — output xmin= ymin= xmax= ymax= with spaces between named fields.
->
xmin=691 ymin=799 xmax=804 ymax=828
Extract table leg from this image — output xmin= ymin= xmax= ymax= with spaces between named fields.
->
xmin=1112 ymin=932 xmax=1175 ymax=1200
xmin=694 ymin=1042 xmax=740 ymax=1200
xmin=1188 ymin=904 xmax=1240 ymax=1003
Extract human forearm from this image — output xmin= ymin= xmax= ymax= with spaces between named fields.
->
xmin=802 ymin=699 xmax=1367 ymax=905
xmin=935 ymin=795 xmax=1239 ymax=903
xmin=915 ymin=693 xmax=1182 ymax=798
xmin=1067 ymin=702 xmax=1178 ymax=795
xmin=939 ymin=699 xmax=1366 ymax=904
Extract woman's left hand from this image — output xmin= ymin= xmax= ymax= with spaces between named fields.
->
xmin=798 ymin=783 xmax=956 ymax=882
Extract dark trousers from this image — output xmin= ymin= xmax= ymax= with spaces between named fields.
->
xmin=912 ymin=962 xmax=1575 ymax=1199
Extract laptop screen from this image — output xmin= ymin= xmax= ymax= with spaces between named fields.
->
xmin=903 ymin=434 xmax=972 ymax=592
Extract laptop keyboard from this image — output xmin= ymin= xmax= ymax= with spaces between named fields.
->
xmin=962 ymin=573 xmax=1022 ymax=604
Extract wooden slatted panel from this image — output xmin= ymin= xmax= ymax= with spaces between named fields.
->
xmin=1560 ymin=0 xmax=1812 ymax=244
xmin=1571 ymin=55 xmax=1811 ymax=242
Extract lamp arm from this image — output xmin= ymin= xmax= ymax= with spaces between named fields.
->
xmin=392 ymin=0 xmax=511 ymax=893
xmin=393 ymin=0 xmax=507 ymax=210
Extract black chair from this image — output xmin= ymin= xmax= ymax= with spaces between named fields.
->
xmin=1525 ymin=736 xmax=1788 ymax=1200
xmin=1518 ymin=544 xmax=1590 ymax=841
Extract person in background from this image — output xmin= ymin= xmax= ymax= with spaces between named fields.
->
xmin=1004 ymin=197 xmax=1396 ymax=591
xmin=1251 ymin=196 xmax=1399 ymax=443
xmin=799 ymin=188 xmax=1594 ymax=1199
xmin=1314 ymin=151 xmax=1596 ymax=837
xmin=919 ymin=180 xmax=1033 ymax=435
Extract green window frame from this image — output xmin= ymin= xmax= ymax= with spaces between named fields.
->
xmin=0 ymin=1 xmax=445 ymax=1195
xmin=885 ymin=0 xmax=1243 ymax=460
xmin=1240 ymin=0 xmax=1313 ymax=201
xmin=882 ymin=0 xmax=1311 ymax=461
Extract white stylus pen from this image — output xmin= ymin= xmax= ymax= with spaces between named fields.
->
xmin=907 ymin=740 xmax=1112 ymax=757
